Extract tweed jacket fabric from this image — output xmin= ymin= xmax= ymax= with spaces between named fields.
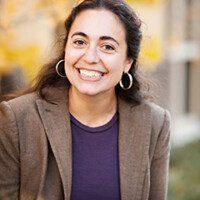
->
xmin=0 ymin=86 xmax=171 ymax=200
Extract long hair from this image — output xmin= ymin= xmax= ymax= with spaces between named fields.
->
xmin=6 ymin=0 xmax=151 ymax=104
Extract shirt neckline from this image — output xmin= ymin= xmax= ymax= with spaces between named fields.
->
xmin=70 ymin=112 xmax=118 ymax=133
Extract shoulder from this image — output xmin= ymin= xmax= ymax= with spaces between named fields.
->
xmin=0 ymin=94 xmax=39 ymax=152
xmin=0 ymin=92 xmax=40 ymax=121
xmin=148 ymin=102 xmax=170 ymax=130
xmin=7 ymin=92 xmax=39 ymax=108
xmin=140 ymin=102 xmax=171 ymax=147
xmin=118 ymin=97 xmax=170 ymax=128
xmin=131 ymin=101 xmax=171 ymax=132
xmin=142 ymin=102 xmax=171 ymax=163
xmin=0 ymin=92 xmax=45 ymax=147
xmin=144 ymin=101 xmax=170 ymax=124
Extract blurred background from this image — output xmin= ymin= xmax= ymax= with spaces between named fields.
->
xmin=0 ymin=0 xmax=200 ymax=199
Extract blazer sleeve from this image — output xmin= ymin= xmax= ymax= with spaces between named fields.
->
xmin=149 ymin=109 xmax=171 ymax=200
xmin=0 ymin=101 xmax=20 ymax=199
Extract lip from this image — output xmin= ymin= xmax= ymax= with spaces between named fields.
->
xmin=76 ymin=67 xmax=107 ymax=74
xmin=75 ymin=67 xmax=106 ymax=82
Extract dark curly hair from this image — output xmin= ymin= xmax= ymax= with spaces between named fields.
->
xmin=7 ymin=0 xmax=151 ymax=104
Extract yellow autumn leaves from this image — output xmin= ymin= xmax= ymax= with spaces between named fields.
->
xmin=0 ymin=0 xmax=70 ymax=79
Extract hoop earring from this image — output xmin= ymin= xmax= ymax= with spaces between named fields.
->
xmin=55 ymin=59 xmax=66 ymax=78
xmin=119 ymin=72 xmax=133 ymax=90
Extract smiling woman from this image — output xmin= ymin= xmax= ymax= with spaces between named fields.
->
xmin=65 ymin=9 xmax=132 ymax=101
xmin=0 ymin=0 xmax=171 ymax=200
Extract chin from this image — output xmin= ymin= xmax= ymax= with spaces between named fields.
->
xmin=77 ymin=89 xmax=101 ymax=96
xmin=77 ymin=87 xmax=115 ymax=98
xmin=70 ymin=83 xmax=115 ymax=97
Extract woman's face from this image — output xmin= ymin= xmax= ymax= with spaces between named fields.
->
xmin=64 ymin=9 xmax=133 ymax=97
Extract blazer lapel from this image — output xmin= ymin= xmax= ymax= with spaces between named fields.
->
xmin=118 ymin=99 xmax=151 ymax=200
xmin=36 ymin=87 xmax=72 ymax=200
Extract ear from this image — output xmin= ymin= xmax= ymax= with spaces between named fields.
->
xmin=124 ymin=58 xmax=134 ymax=73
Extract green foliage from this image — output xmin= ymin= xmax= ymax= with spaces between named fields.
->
xmin=168 ymin=140 xmax=200 ymax=200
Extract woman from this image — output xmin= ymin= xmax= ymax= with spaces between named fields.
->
xmin=0 ymin=0 xmax=170 ymax=199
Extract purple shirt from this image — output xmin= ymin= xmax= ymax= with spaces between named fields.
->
xmin=70 ymin=112 xmax=121 ymax=200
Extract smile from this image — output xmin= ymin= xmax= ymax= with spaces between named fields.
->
xmin=77 ymin=68 xmax=105 ymax=81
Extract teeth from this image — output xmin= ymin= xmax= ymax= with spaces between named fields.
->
xmin=79 ymin=69 xmax=103 ymax=78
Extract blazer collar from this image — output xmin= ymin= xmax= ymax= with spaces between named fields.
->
xmin=36 ymin=86 xmax=151 ymax=200
xmin=36 ymin=86 xmax=72 ymax=200
xmin=118 ymin=97 xmax=151 ymax=200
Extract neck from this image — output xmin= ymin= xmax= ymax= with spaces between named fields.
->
xmin=68 ymin=87 xmax=117 ymax=127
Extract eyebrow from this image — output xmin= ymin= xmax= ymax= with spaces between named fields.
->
xmin=71 ymin=32 xmax=119 ymax=46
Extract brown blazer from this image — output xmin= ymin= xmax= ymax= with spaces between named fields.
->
xmin=0 ymin=86 xmax=170 ymax=200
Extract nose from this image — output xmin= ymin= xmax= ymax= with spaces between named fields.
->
xmin=83 ymin=45 xmax=100 ymax=64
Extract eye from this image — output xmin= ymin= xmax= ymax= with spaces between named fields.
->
xmin=73 ymin=39 xmax=86 ymax=47
xmin=101 ymin=44 xmax=115 ymax=52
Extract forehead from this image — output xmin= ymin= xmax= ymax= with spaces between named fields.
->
xmin=69 ymin=9 xmax=126 ymax=41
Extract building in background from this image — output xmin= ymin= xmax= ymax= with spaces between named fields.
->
xmin=165 ymin=0 xmax=200 ymax=146
xmin=130 ymin=0 xmax=200 ymax=146
xmin=129 ymin=1 xmax=200 ymax=198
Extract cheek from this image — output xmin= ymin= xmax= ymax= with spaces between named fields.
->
xmin=64 ymin=45 xmax=84 ymax=66
xmin=103 ymin=55 xmax=126 ymax=73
